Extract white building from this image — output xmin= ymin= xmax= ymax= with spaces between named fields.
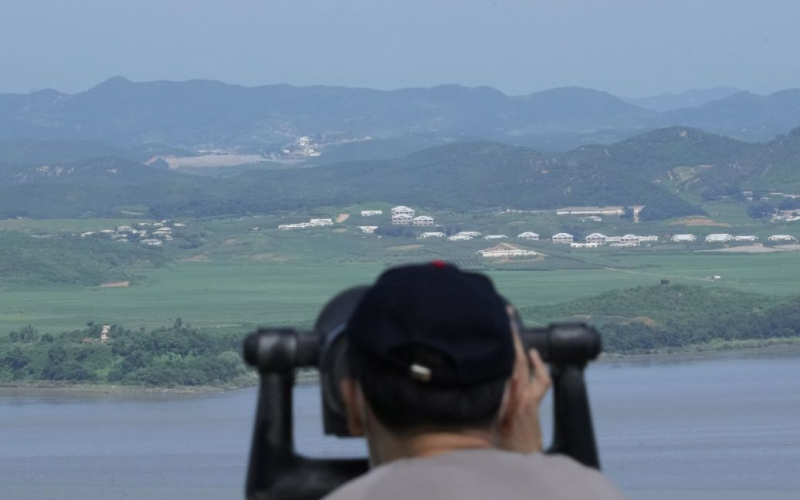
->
xmin=140 ymin=239 xmax=163 ymax=247
xmin=116 ymin=225 xmax=133 ymax=232
xmin=556 ymin=206 xmax=624 ymax=216
xmin=80 ymin=231 xmax=95 ymax=238
xmin=517 ymin=232 xmax=540 ymax=240
xmin=705 ymin=234 xmax=734 ymax=243
xmin=392 ymin=214 xmax=413 ymax=225
xmin=552 ymin=233 xmax=574 ymax=244
xmin=621 ymin=234 xmax=641 ymax=244
xmin=279 ymin=223 xmax=312 ymax=230
xmin=419 ymin=232 xmax=446 ymax=239
xmin=609 ymin=242 xmax=639 ymax=248
xmin=358 ymin=226 xmax=378 ymax=234
xmin=483 ymin=235 xmax=508 ymax=240
xmin=309 ymin=219 xmax=333 ymax=227
xmin=448 ymin=234 xmax=473 ymax=241
xmin=639 ymin=235 xmax=659 ymax=242
xmin=605 ymin=236 xmax=622 ymax=244
xmin=768 ymin=235 xmax=798 ymax=242
xmin=571 ymin=242 xmax=599 ymax=248
xmin=391 ymin=206 xmax=415 ymax=217
xmin=458 ymin=231 xmax=482 ymax=237
xmin=671 ymin=234 xmax=697 ymax=242
xmin=173 ymin=223 xmax=186 ymax=227
xmin=734 ymin=235 xmax=758 ymax=242
xmin=412 ymin=216 xmax=435 ymax=227
xmin=154 ymin=226 xmax=172 ymax=233
xmin=479 ymin=243 xmax=537 ymax=258
xmin=361 ymin=210 xmax=383 ymax=217
xmin=585 ymin=233 xmax=607 ymax=244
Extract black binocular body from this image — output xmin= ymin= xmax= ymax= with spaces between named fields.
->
xmin=243 ymin=287 xmax=602 ymax=500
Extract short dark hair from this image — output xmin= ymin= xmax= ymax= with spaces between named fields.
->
xmin=347 ymin=342 xmax=508 ymax=434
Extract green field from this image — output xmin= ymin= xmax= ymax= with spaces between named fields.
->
xmin=2 ymin=249 xmax=800 ymax=334
xmin=1 ymin=209 xmax=799 ymax=336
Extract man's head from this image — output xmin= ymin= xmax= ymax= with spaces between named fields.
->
xmin=341 ymin=262 xmax=530 ymax=463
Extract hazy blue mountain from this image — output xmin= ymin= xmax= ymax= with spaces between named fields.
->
xmin=2 ymin=78 xmax=799 ymax=160
xmin=659 ymin=90 xmax=800 ymax=142
xmin=625 ymin=86 xmax=740 ymax=112
xmin=0 ymin=77 xmax=652 ymax=151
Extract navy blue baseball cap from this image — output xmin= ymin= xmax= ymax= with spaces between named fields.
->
xmin=344 ymin=262 xmax=515 ymax=386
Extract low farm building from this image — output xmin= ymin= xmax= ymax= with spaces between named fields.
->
xmin=671 ymin=234 xmax=697 ymax=242
xmin=517 ymin=232 xmax=540 ymax=240
xmin=768 ymin=234 xmax=798 ymax=242
xmin=705 ymin=234 xmax=733 ymax=243
xmin=458 ymin=231 xmax=482 ymax=237
xmin=448 ymin=234 xmax=473 ymax=241
xmin=734 ymin=235 xmax=758 ymax=242
xmin=479 ymin=243 xmax=537 ymax=258
xmin=358 ymin=226 xmax=378 ymax=234
xmin=309 ymin=219 xmax=333 ymax=226
xmin=571 ymin=242 xmax=599 ymax=248
xmin=361 ymin=210 xmax=383 ymax=217
xmin=556 ymin=206 xmax=624 ymax=216
xmin=483 ymin=235 xmax=508 ymax=240
xmin=419 ymin=232 xmax=446 ymax=238
xmin=551 ymin=233 xmax=574 ymax=244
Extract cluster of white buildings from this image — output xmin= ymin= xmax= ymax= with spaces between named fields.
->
xmin=79 ymin=220 xmax=183 ymax=247
xmin=278 ymin=218 xmax=334 ymax=230
xmin=390 ymin=206 xmax=435 ymax=226
xmin=575 ymin=233 xmax=659 ymax=247
xmin=669 ymin=234 xmax=798 ymax=244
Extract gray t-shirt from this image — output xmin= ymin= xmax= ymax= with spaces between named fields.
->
xmin=323 ymin=449 xmax=624 ymax=500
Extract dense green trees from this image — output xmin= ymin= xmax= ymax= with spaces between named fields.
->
xmin=524 ymin=284 xmax=800 ymax=354
xmin=0 ymin=322 xmax=250 ymax=387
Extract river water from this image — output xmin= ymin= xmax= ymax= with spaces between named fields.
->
xmin=1 ymin=347 xmax=799 ymax=499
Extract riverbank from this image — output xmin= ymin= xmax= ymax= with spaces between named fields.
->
xmin=4 ymin=339 xmax=800 ymax=393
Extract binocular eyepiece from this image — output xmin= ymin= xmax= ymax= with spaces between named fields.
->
xmin=242 ymin=287 xmax=602 ymax=438
xmin=242 ymin=286 xmax=604 ymax=499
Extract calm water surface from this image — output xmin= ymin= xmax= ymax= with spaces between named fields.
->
xmin=1 ymin=347 xmax=799 ymax=500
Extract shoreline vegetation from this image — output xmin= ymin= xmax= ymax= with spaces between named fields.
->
xmin=2 ymin=338 xmax=799 ymax=394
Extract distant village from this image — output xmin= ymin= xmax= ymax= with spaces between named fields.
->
xmin=276 ymin=205 xmax=799 ymax=260
xmin=79 ymin=220 xmax=187 ymax=247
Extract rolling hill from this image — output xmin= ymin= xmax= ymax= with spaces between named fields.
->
xmin=2 ymin=122 xmax=798 ymax=220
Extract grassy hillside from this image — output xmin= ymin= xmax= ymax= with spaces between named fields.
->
xmin=0 ymin=231 xmax=167 ymax=286
xmin=523 ymin=284 xmax=800 ymax=353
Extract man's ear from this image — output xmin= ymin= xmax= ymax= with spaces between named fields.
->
xmin=340 ymin=377 xmax=365 ymax=436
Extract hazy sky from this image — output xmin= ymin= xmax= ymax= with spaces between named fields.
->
xmin=1 ymin=0 xmax=798 ymax=97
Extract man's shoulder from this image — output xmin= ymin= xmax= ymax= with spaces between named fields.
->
xmin=323 ymin=449 xmax=624 ymax=500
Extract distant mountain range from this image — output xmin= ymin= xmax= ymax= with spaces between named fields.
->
xmin=1 ymin=77 xmax=800 ymax=156
xmin=623 ymin=86 xmax=741 ymax=112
